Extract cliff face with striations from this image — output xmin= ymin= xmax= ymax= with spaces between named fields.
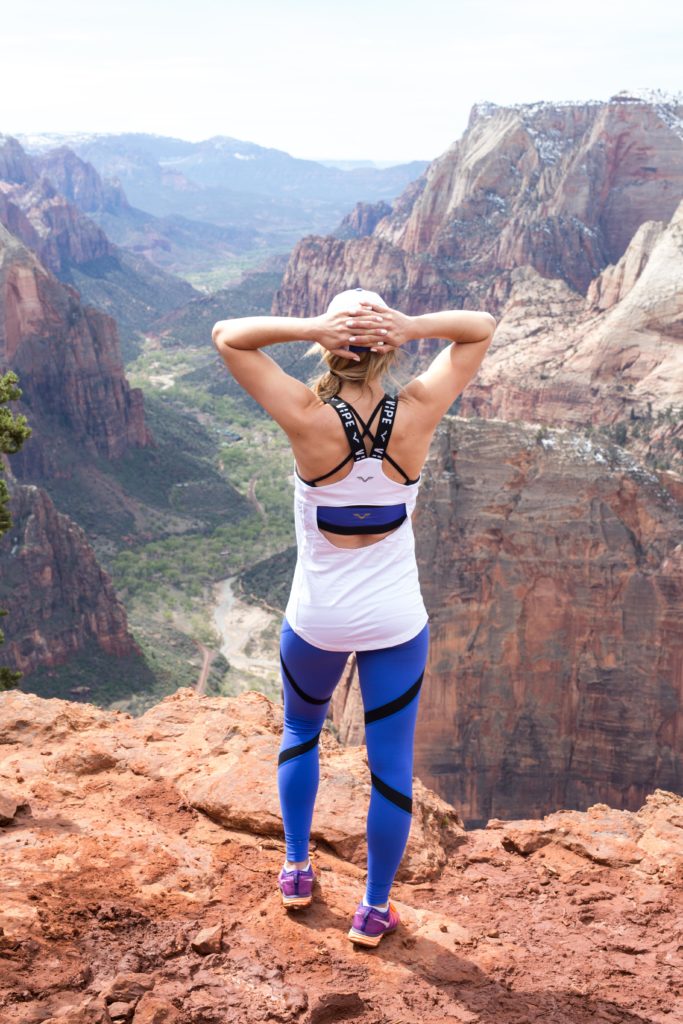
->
xmin=0 ymin=222 xmax=151 ymax=479
xmin=330 ymin=416 xmax=683 ymax=826
xmin=0 ymin=136 xmax=198 ymax=345
xmin=378 ymin=95 xmax=683 ymax=291
xmin=0 ymin=482 xmax=139 ymax=674
xmin=458 ymin=199 xmax=683 ymax=458
xmin=6 ymin=175 xmax=113 ymax=277
xmin=272 ymin=96 xmax=683 ymax=471
xmin=0 ymin=687 xmax=680 ymax=1022
xmin=33 ymin=145 xmax=130 ymax=215
xmin=332 ymin=199 xmax=392 ymax=240
xmin=273 ymin=94 xmax=683 ymax=321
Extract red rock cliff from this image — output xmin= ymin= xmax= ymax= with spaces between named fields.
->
xmin=273 ymin=95 xmax=683 ymax=321
xmin=0 ymin=687 xmax=680 ymax=1022
xmin=0 ymin=222 xmax=151 ymax=479
xmin=330 ymin=416 xmax=683 ymax=825
xmin=33 ymin=145 xmax=130 ymax=214
xmin=0 ymin=481 xmax=139 ymax=674
xmin=0 ymin=136 xmax=198 ymax=345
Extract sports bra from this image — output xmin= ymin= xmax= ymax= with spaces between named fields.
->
xmin=297 ymin=393 xmax=418 ymax=536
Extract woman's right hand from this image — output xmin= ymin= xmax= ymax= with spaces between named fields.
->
xmin=310 ymin=302 xmax=415 ymax=359
xmin=354 ymin=303 xmax=415 ymax=351
xmin=309 ymin=303 xmax=387 ymax=360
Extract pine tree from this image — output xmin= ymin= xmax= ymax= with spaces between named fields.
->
xmin=0 ymin=371 xmax=32 ymax=691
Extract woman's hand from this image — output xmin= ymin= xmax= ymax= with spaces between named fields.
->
xmin=309 ymin=302 xmax=385 ymax=361
xmin=345 ymin=302 xmax=414 ymax=351
xmin=310 ymin=302 xmax=415 ymax=359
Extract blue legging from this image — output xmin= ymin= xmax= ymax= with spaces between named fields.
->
xmin=277 ymin=616 xmax=430 ymax=905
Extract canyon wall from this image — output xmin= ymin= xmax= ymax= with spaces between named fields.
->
xmin=458 ymin=199 xmax=683 ymax=450
xmin=274 ymin=95 xmax=683 ymax=320
xmin=0 ymin=480 xmax=138 ymax=675
xmin=0 ymin=135 xmax=198 ymax=343
xmin=330 ymin=416 xmax=683 ymax=824
xmin=271 ymin=96 xmax=683 ymax=469
xmin=0 ymin=223 xmax=151 ymax=479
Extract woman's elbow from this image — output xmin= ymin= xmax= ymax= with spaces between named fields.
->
xmin=211 ymin=321 xmax=231 ymax=349
xmin=481 ymin=312 xmax=497 ymax=336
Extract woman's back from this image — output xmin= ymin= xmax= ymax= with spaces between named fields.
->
xmin=286 ymin=390 xmax=427 ymax=651
xmin=292 ymin=385 xmax=434 ymax=488
xmin=211 ymin=289 xmax=495 ymax=647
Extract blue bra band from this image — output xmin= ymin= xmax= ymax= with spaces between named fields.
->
xmin=316 ymin=503 xmax=407 ymax=536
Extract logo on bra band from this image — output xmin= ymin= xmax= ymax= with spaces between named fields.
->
xmin=358 ymin=475 xmax=374 ymax=482
xmin=353 ymin=512 xmax=371 ymax=519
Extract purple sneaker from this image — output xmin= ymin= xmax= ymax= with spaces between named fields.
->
xmin=277 ymin=860 xmax=315 ymax=909
xmin=347 ymin=900 xmax=400 ymax=947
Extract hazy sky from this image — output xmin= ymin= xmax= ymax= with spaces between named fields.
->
xmin=1 ymin=0 xmax=681 ymax=163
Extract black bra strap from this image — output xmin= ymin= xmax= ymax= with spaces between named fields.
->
xmin=383 ymin=451 xmax=418 ymax=484
xmin=300 ymin=393 xmax=417 ymax=486
xmin=347 ymin=395 xmax=385 ymax=439
xmin=327 ymin=396 xmax=369 ymax=463
xmin=297 ymin=451 xmax=354 ymax=486
xmin=370 ymin=394 xmax=398 ymax=461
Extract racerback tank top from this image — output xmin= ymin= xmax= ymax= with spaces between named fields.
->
xmin=284 ymin=392 xmax=429 ymax=652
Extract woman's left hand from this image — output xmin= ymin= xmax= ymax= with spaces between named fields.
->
xmin=309 ymin=303 xmax=387 ymax=360
xmin=350 ymin=303 xmax=415 ymax=350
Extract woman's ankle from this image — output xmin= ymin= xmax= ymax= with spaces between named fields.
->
xmin=284 ymin=857 xmax=310 ymax=871
xmin=363 ymin=894 xmax=389 ymax=911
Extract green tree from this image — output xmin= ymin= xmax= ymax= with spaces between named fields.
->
xmin=0 ymin=371 xmax=32 ymax=691
xmin=614 ymin=422 xmax=628 ymax=446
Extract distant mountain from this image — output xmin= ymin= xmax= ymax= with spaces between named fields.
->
xmin=0 ymin=136 xmax=199 ymax=356
xmin=273 ymin=93 xmax=683 ymax=470
xmin=18 ymin=132 xmax=429 ymax=244
xmin=30 ymin=143 xmax=263 ymax=288
xmin=0 ymin=215 xmax=252 ymax=686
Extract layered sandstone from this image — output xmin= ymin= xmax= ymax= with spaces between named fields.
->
xmin=0 ymin=222 xmax=151 ymax=479
xmin=456 ymin=204 xmax=683 ymax=483
xmin=273 ymin=97 xmax=683 ymax=470
xmin=274 ymin=94 xmax=683 ymax=321
xmin=33 ymin=145 xmax=130 ymax=215
xmin=0 ymin=686 xmax=680 ymax=1022
xmin=0 ymin=135 xmax=36 ymax=187
xmin=332 ymin=199 xmax=392 ymax=239
xmin=381 ymin=95 xmax=683 ymax=288
xmin=0 ymin=137 xmax=198 ymax=341
xmin=0 ymin=482 xmax=138 ymax=674
xmin=458 ymin=200 xmax=683 ymax=446
xmin=7 ymin=176 xmax=113 ymax=276
xmin=329 ymin=416 xmax=683 ymax=826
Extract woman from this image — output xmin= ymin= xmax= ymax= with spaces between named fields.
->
xmin=212 ymin=286 xmax=495 ymax=947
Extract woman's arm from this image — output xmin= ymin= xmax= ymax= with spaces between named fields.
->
xmin=211 ymin=304 xmax=385 ymax=433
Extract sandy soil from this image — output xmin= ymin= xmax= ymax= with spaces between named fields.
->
xmin=211 ymin=577 xmax=279 ymax=685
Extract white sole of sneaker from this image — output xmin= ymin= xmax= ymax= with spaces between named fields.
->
xmin=281 ymin=893 xmax=313 ymax=908
xmin=347 ymin=924 xmax=397 ymax=946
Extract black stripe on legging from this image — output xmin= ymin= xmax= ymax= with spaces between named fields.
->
xmin=364 ymin=671 xmax=424 ymax=724
xmin=280 ymin=653 xmax=330 ymax=705
xmin=371 ymin=770 xmax=412 ymax=813
xmin=278 ymin=729 xmax=321 ymax=767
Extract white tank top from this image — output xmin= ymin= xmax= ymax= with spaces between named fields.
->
xmin=284 ymin=392 xmax=429 ymax=652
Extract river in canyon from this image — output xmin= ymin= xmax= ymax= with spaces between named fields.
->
xmin=211 ymin=576 xmax=281 ymax=697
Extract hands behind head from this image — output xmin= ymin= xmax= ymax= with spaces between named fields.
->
xmin=311 ymin=302 xmax=413 ymax=361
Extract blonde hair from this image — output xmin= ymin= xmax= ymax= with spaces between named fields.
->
xmin=308 ymin=288 xmax=403 ymax=400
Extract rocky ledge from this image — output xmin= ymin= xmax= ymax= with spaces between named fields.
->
xmin=0 ymin=688 xmax=680 ymax=1023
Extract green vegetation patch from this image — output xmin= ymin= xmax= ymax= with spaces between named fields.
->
xmin=238 ymin=546 xmax=297 ymax=613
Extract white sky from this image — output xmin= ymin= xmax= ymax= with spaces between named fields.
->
xmin=1 ymin=0 xmax=681 ymax=163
